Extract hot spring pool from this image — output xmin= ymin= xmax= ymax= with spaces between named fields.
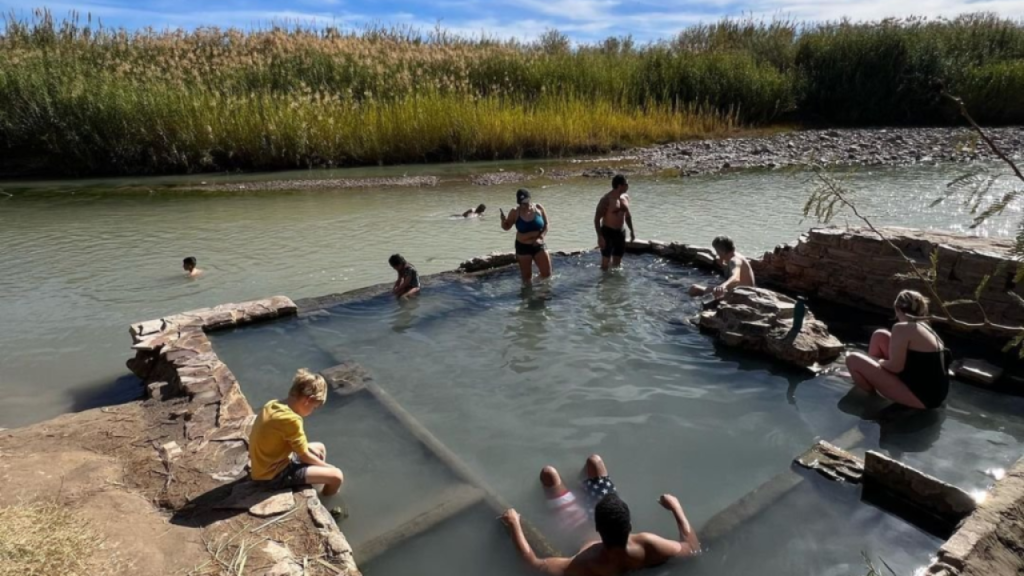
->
xmin=212 ymin=253 xmax=1024 ymax=576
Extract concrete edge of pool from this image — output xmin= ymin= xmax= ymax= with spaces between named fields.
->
xmin=113 ymin=228 xmax=1024 ymax=576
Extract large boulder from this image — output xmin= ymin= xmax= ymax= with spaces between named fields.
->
xmin=699 ymin=286 xmax=844 ymax=367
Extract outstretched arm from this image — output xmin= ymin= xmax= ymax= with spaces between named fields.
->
xmin=501 ymin=510 xmax=571 ymax=575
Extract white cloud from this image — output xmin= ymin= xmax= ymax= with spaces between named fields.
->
xmin=3 ymin=0 xmax=1024 ymax=40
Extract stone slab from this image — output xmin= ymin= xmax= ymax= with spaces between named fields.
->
xmin=952 ymin=359 xmax=1004 ymax=386
xmin=794 ymin=440 xmax=863 ymax=483
xmin=864 ymin=451 xmax=977 ymax=526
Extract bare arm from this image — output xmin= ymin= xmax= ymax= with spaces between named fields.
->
xmin=594 ymin=197 xmax=607 ymax=236
xmin=623 ymin=195 xmax=635 ymax=241
xmin=537 ymin=204 xmax=550 ymax=241
xmin=650 ymin=494 xmax=700 ymax=559
xmin=296 ymin=448 xmax=332 ymax=468
xmin=881 ymin=325 xmax=910 ymax=373
xmin=501 ymin=207 xmax=518 ymax=231
xmin=714 ymin=257 xmax=743 ymax=296
xmin=502 ymin=510 xmax=571 ymax=575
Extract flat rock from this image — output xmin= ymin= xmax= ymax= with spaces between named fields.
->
xmin=215 ymin=482 xmax=294 ymax=515
xmin=459 ymin=252 xmax=517 ymax=273
xmin=699 ymin=287 xmax=844 ymax=367
xmin=321 ymin=363 xmax=372 ymax=396
xmin=952 ymin=358 xmax=1004 ymax=386
xmin=249 ymin=491 xmax=297 ymax=518
xmin=794 ymin=440 xmax=863 ymax=483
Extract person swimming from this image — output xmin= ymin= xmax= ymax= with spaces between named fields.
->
xmin=501 ymin=189 xmax=552 ymax=284
xmin=843 ymin=290 xmax=950 ymax=410
xmin=502 ymin=454 xmax=700 ymax=576
xmin=460 ymin=204 xmax=487 ymax=218
xmin=183 ymin=256 xmax=203 ymax=278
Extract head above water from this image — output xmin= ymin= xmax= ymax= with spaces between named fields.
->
xmin=388 ymin=254 xmax=407 ymax=269
xmin=516 ymin=189 xmax=532 ymax=206
xmin=594 ymin=493 xmax=632 ymax=549
xmin=894 ymin=289 xmax=929 ymax=320
xmin=288 ymin=368 xmax=327 ymax=416
xmin=183 ymin=256 xmax=197 ymax=271
xmin=612 ymin=174 xmax=628 ymax=192
xmin=712 ymin=235 xmax=736 ymax=257
xmin=475 ymin=203 xmax=487 ymax=214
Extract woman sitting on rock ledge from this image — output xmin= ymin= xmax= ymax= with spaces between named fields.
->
xmin=844 ymin=290 xmax=950 ymax=410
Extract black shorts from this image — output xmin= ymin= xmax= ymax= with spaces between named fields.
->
xmin=515 ymin=241 xmax=547 ymax=257
xmin=601 ymin=226 xmax=627 ymax=258
xmin=259 ymin=457 xmax=309 ymax=490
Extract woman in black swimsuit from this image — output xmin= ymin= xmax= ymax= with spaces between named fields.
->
xmin=500 ymin=189 xmax=552 ymax=284
xmin=844 ymin=290 xmax=950 ymax=409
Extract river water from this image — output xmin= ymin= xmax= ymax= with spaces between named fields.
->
xmin=0 ymin=162 xmax=1018 ymax=430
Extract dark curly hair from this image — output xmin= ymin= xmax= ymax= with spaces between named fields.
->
xmin=594 ymin=494 xmax=632 ymax=548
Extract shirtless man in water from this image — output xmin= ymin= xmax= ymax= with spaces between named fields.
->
xmin=502 ymin=454 xmax=700 ymax=576
xmin=594 ymin=175 xmax=635 ymax=271
xmin=688 ymin=235 xmax=755 ymax=299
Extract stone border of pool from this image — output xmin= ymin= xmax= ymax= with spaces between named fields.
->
xmin=126 ymin=296 xmax=360 ymax=576
xmin=122 ymin=232 xmax=1024 ymax=576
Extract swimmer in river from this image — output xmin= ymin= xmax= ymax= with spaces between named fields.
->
xmin=460 ymin=204 xmax=487 ymax=218
xmin=688 ymin=236 xmax=755 ymax=300
xmin=503 ymin=454 xmax=700 ymax=576
xmin=501 ymin=189 xmax=552 ymax=284
xmin=389 ymin=254 xmax=421 ymax=299
xmin=183 ymin=256 xmax=203 ymax=278
xmin=594 ymin=175 xmax=636 ymax=271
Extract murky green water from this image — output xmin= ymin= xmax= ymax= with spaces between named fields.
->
xmin=0 ymin=162 xmax=1019 ymax=428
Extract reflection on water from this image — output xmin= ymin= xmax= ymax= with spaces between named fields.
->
xmin=212 ymin=254 xmax=1023 ymax=576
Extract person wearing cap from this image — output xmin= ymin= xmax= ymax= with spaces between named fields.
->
xmin=501 ymin=189 xmax=552 ymax=284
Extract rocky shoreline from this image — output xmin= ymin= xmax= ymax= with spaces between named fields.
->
xmin=174 ymin=127 xmax=1024 ymax=192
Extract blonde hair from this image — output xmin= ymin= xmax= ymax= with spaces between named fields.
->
xmin=289 ymin=368 xmax=327 ymax=404
xmin=894 ymin=290 xmax=929 ymax=318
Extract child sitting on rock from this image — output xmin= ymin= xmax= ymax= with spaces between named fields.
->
xmin=389 ymin=254 xmax=421 ymax=299
xmin=688 ymin=236 xmax=756 ymax=301
xmin=249 ymin=369 xmax=344 ymax=496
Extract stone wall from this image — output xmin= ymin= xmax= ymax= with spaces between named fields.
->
xmin=752 ymin=227 xmax=1022 ymax=341
xmin=925 ymin=455 xmax=1024 ymax=576
xmin=125 ymin=296 xmax=360 ymax=576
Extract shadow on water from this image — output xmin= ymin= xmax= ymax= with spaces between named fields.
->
xmin=68 ymin=373 xmax=144 ymax=413
xmin=838 ymin=388 xmax=946 ymax=455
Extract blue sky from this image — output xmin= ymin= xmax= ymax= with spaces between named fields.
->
xmin=2 ymin=0 xmax=1024 ymax=42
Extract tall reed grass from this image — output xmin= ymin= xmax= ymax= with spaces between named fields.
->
xmin=1 ymin=10 xmax=1024 ymax=175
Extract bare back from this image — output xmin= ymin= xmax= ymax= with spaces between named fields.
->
xmin=727 ymin=254 xmax=755 ymax=288
xmin=560 ymin=533 xmax=684 ymax=576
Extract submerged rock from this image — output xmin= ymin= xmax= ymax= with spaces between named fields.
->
xmin=699 ymin=286 xmax=844 ymax=367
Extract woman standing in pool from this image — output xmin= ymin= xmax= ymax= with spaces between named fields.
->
xmin=844 ymin=290 xmax=950 ymax=410
xmin=501 ymin=189 xmax=552 ymax=284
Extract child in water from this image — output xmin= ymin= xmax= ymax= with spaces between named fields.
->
xmin=389 ymin=254 xmax=421 ymax=299
xmin=183 ymin=256 xmax=203 ymax=278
